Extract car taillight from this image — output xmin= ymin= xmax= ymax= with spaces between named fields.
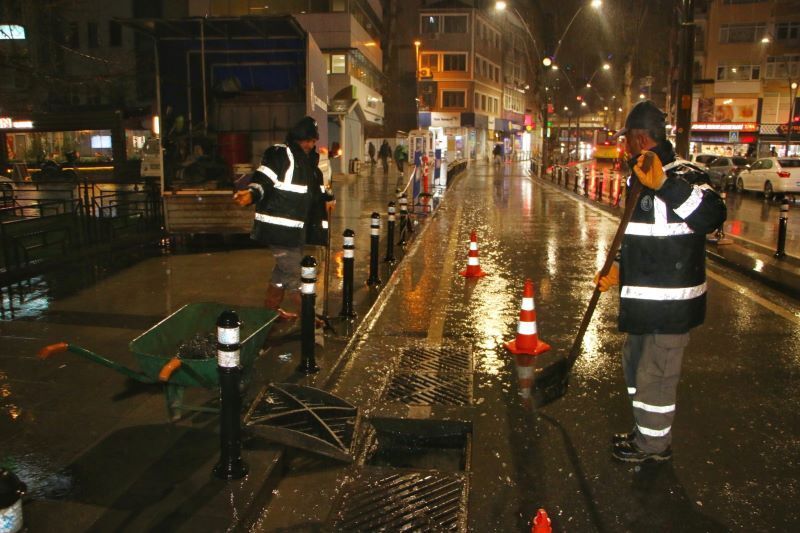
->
xmin=777 ymin=171 xmax=791 ymax=178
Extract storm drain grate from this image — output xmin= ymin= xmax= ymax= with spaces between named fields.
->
xmin=398 ymin=345 xmax=472 ymax=373
xmin=329 ymin=468 xmax=467 ymax=532
xmin=385 ymin=373 xmax=472 ymax=406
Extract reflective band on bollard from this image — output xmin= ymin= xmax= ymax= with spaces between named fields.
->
xmin=367 ymin=212 xmax=381 ymax=286
xmin=398 ymin=193 xmax=410 ymax=244
xmin=213 ymin=310 xmax=248 ymax=480
xmin=340 ymin=229 xmax=356 ymax=318
xmin=384 ymin=202 xmax=396 ymax=263
xmin=298 ymin=255 xmax=320 ymax=374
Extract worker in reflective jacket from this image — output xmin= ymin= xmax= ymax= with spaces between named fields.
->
xmin=233 ymin=116 xmax=334 ymax=320
xmin=596 ymin=101 xmax=726 ymax=464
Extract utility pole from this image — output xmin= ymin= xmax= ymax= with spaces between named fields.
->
xmin=541 ymin=97 xmax=549 ymax=176
xmin=675 ymin=0 xmax=695 ymax=159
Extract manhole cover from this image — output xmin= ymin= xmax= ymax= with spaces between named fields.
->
xmin=329 ymin=467 xmax=467 ymax=532
xmin=243 ymin=383 xmax=359 ymax=462
xmin=398 ymin=345 xmax=472 ymax=373
xmin=385 ymin=373 xmax=472 ymax=406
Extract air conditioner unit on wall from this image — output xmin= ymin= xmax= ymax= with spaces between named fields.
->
xmin=419 ymin=67 xmax=433 ymax=79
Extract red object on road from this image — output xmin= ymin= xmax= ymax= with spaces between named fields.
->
xmin=459 ymin=230 xmax=487 ymax=278
xmin=532 ymin=508 xmax=552 ymax=533
xmin=505 ymin=279 xmax=551 ymax=356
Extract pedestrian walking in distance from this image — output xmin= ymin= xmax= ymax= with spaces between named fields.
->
xmin=595 ymin=100 xmax=726 ymax=463
xmin=378 ymin=140 xmax=391 ymax=173
xmin=492 ymin=143 xmax=503 ymax=165
xmin=233 ymin=116 xmax=335 ymax=325
xmin=368 ymin=141 xmax=376 ymax=165
xmin=394 ymin=142 xmax=408 ymax=174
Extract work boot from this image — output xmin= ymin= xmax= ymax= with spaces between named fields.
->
xmin=611 ymin=429 xmax=637 ymax=445
xmin=612 ymin=440 xmax=672 ymax=463
xmin=264 ymin=285 xmax=298 ymax=322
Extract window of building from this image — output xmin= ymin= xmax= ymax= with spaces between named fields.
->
xmin=421 ymin=53 xmax=439 ymax=71
xmin=719 ymin=23 xmax=766 ymax=44
xmin=766 ymin=55 xmax=800 ymax=79
xmin=68 ymin=22 xmax=79 ymax=48
xmin=716 ymin=63 xmax=760 ymax=81
xmin=443 ymin=53 xmax=467 ymax=71
xmin=421 ymin=15 xmax=440 ymax=34
xmin=481 ymin=94 xmax=487 ymax=110
xmin=330 ymin=54 xmax=346 ymax=74
xmin=109 ymin=21 xmax=122 ymax=47
xmin=442 ymin=90 xmax=466 ymax=108
xmin=443 ymin=15 xmax=467 ymax=33
xmin=87 ymin=21 xmax=99 ymax=48
xmin=776 ymin=22 xmax=800 ymax=41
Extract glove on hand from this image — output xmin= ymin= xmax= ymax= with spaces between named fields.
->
xmin=593 ymin=263 xmax=619 ymax=293
xmin=633 ymin=151 xmax=666 ymax=190
xmin=233 ymin=190 xmax=253 ymax=207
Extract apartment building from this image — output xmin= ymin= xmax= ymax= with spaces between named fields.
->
xmin=694 ymin=0 xmax=800 ymax=157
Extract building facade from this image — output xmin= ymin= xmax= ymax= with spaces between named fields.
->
xmin=693 ymin=0 xmax=800 ymax=158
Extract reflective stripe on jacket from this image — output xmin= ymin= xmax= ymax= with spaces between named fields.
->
xmin=618 ymin=142 xmax=727 ymax=334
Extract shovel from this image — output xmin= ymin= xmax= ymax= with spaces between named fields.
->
xmin=532 ymin=154 xmax=651 ymax=408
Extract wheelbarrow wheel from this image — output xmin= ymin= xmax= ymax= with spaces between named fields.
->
xmin=165 ymin=384 xmax=185 ymax=421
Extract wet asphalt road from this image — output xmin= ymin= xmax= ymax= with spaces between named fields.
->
xmin=259 ymin=161 xmax=800 ymax=531
xmin=2 ymin=161 xmax=799 ymax=531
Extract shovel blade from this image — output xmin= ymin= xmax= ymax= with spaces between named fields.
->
xmin=532 ymin=357 xmax=571 ymax=408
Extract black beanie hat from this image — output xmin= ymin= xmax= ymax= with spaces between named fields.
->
xmin=614 ymin=100 xmax=666 ymax=138
xmin=288 ymin=116 xmax=319 ymax=142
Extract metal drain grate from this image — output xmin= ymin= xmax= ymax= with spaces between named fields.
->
xmin=329 ymin=468 xmax=467 ymax=532
xmin=243 ymin=383 xmax=359 ymax=462
xmin=398 ymin=345 xmax=472 ymax=373
xmin=385 ymin=373 xmax=472 ymax=405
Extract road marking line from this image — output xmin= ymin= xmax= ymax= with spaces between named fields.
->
xmin=427 ymin=204 xmax=463 ymax=343
xmin=706 ymin=269 xmax=800 ymax=324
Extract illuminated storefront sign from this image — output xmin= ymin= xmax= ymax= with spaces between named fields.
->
xmin=691 ymin=122 xmax=758 ymax=132
xmin=0 ymin=117 xmax=35 ymax=130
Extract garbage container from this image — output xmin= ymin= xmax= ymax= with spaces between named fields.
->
xmin=348 ymin=158 xmax=361 ymax=174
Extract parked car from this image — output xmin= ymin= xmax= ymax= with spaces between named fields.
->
xmin=736 ymin=157 xmax=800 ymax=199
xmin=706 ymin=156 xmax=752 ymax=190
xmin=689 ymin=153 xmax=718 ymax=169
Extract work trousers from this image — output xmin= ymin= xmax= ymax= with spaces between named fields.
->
xmin=622 ymin=333 xmax=690 ymax=453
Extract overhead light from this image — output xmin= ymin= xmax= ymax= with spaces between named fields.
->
xmin=495 ymin=1 xmax=508 ymax=10
xmin=761 ymin=36 xmax=770 ymax=43
xmin=591 ymin=0 xmax=602 ymax=8
xmin=552 ymin=64 xmax=559 ymax=70
xmin=603 ymin=63 xmax=611 ymax=70
xmin=723 ymin=98 xmax=733 ymax=104
xmin=581 ymin=101 xmax=587 ymax=107
xmin=542 ymin=57 xmax=552 ymax=67
xmin=586 ymin=82 xmax=592 ymax=88
xmin=365 ymin=41 xmax=377 ymax=47
xmin=639 ymin=93 xmax=646 ymax=99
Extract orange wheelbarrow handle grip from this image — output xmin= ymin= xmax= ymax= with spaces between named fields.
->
xmin=159 ymin=357 xmax=182 ymax=383
xmin=38 ymin=342 xmax=69 ymax=359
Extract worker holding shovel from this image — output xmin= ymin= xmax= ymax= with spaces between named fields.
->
xmin=595 ymin=101 xmax=726 ymax=463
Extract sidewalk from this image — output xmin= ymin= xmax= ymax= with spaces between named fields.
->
xmin=3 ymin=160 xmax=799 ymax=531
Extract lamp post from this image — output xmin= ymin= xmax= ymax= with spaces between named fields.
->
xmin=414 ymin=39 xmax=422 ymax=129
xmin=785 ymin=81 xmax=798 ymax=157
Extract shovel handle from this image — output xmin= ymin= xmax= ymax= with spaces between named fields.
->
xmin=38 ymin=342 xmax=69 ymax=359
xmin=159 ymin=357 xmax=182 ymax=383
xmin=567 ymin=154 xmax=652 ymax=367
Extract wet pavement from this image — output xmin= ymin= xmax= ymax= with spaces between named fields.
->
xmin=2 ymin=161 xmax=800 ymax=531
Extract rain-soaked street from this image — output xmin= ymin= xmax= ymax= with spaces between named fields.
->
xmin=2 ymin=161 xmax=800 ymax=531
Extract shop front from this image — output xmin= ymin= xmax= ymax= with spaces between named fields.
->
xmin=419 ymin=111 xmax=472 ymax=162
xmin=689 ymin=122 xmax=759 ymax=159
xmin=758 ymin=123 xmax=800 ymax=157
xmin=461 ymin=112 xmax=488 ymax=161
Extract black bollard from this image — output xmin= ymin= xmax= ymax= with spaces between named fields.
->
xmin=775 ymin=198 xmax=789 ymax=259
xmin=340 ymin=229 xmax=356 ymax=318
xmin=213 ymin=310 xmax=248 ymax=480
xmin=573 ymin=168 xmax=580 ymax=193
xmin=398 ymin=194 xmax=409 ymax=245
xmin=595 ymin=172 xmax=603 ymax=201
xmin=367 ymin=212 xmax=382 ymax=286
xmin=384 ymin=202 xmax=396 ymax=263
xmin=298 ymin=256 xmax=320 ymax=374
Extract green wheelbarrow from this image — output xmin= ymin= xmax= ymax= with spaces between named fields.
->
xmin=38 ymin=302 xmax=278 ymax=420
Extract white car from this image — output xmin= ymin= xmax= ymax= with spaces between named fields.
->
xmin=736 ymin=157 xmax=800 ymax=199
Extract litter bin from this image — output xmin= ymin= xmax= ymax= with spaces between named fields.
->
xmin=348 ymin=158 xmax=361 ymax=174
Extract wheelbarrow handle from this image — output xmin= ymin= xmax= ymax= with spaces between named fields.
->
xmin=38 ymin=342 xmax=69 ymax=359
xmin=159 ymin=357 xmax=182 ymax=383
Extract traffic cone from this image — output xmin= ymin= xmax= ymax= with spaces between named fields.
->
xmin=505 ymin=279 xmax=551 ymax=356
xmin=459 ymin=230 xmax=487 ymax=278
xmin=531 ymin=508 xmax=552 ymax=533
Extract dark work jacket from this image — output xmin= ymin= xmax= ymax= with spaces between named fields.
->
xmin=618 ymin=140 xmax=727 ymax=334
xmin=247 ymin=142 xmax=333 ymax=248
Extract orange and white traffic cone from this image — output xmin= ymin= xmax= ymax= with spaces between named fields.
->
xmin=531 ymin=508 xmax=552 ymax=533
xmin=459 ymin=230 xmax=487 ymax=278
xmin=505 ymin=279 xmax=551 ymax=356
